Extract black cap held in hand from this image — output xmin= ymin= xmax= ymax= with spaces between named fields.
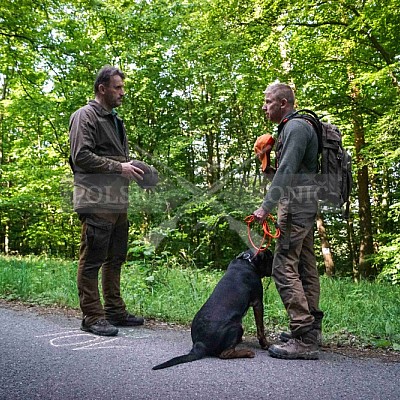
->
xmin=130 ymin=160 xmax=159 ymax=189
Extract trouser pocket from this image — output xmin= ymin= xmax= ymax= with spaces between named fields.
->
xmin=81 ymin=215 xmax=113 ymax=278
xmin=105 ymin=219 xmax=129 ymax=266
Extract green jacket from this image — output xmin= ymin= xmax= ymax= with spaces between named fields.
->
xmin=69 ymin=100 xmax=130 ymax=212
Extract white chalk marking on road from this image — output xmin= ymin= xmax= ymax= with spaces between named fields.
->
xmin=50 ymin=333 xmax=106 ymax=347
xmin=36 ymin=330 xmax=150 ymax=351
xmin=72 ymin=337 xmax=131 ymax=350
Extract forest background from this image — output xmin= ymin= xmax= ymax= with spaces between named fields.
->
xmin=0 ymin=0 xmax=399 ymax=283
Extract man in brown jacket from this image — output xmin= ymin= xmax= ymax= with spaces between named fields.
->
xmin=69 ymin=65 xmax=145 ymax=336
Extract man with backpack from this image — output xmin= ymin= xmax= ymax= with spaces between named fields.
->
xmin=253 ymin=83 xmax=324 ymax=360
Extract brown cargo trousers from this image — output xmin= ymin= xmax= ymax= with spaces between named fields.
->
xmin=272 ymin=195 xmax=324 ymax=337
xmin=77 ymin=212 xmax=129 ymax=326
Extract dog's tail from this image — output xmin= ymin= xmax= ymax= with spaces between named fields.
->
xmin=152 ymin=342 xmax=206 ymax=370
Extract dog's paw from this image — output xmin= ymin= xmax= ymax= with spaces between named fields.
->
xmin=248 ymin=350 xmax=256 ymax=358
xmin=259 ymin=337 xmax=272 ymax=350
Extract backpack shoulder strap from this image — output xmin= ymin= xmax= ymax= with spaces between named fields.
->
xmin=290 ymin=109 xmax=323 ymax=153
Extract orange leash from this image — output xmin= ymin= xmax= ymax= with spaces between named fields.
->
xmin=245 ymin=214 xmax=281 ymax=256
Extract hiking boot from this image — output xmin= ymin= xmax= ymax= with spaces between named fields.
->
xmin=279 ymin=329 xmax=323 ymax=346
xmin=107 ymin=313 xmax=144 ymax=327
xmin=81 ymin=318 xmax=119 ymax=336
xmin=269 ymin=330 xmax=319 ymax=360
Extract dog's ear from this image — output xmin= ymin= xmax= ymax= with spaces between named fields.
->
xmin=252 ymin=250 xmax=273 ymax=277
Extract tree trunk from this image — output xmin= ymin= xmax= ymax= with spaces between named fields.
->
xmin=346 ymin=216 xmax=358 ymax=281
xmin=316 ymin=212 xmax=334 ymax=276
xmin=351 ymin=81 xmax=375 ymax=279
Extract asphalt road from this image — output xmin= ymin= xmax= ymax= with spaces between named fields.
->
xmin=1 ymin=305 xmax=399 ymax=400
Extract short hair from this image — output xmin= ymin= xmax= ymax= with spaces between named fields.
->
xmin=264 ymin=83 xmax=295 ymax=106
xmin=94 ymin=65 xmax=125 ymax=94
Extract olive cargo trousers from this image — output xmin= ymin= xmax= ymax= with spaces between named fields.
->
xmin=77 ymin=212 xmax=129 ymax=326
xmin=272 ymin=196 xmax=324 ymax=337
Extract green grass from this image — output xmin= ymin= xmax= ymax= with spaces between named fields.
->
xmin=0 ymin=254 xmax=399 ymax=350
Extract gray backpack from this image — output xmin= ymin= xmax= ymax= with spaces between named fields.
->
xmin=288 ymin=109 xmax=353 ymax=217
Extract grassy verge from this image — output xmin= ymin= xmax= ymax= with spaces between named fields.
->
xmin=1 ymin=255 xmax=399 ymax=350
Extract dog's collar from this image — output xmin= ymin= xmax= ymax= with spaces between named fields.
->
xmin=236 ymin=251 xmax=254 ymax=265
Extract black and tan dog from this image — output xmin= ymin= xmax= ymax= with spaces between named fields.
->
xmin=152 ymin=249 xmax=273 ymax=370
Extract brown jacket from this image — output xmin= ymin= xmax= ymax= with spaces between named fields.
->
xmin=69 ymin=100 xmax=130 ymax=211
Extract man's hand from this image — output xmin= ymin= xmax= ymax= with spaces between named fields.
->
xmin=120 ymin=162 xmax=144 ymax=181
xmin=253 ymin=206 xmax=269 ymax=223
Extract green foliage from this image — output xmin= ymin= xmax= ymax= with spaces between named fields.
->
xmin=0 ymin=255 xmax=78 ymax=307
xmin=375 ymin=236 xmax=400 ymax=285
xmin=0 ymin=0 xmax=399 ymax=279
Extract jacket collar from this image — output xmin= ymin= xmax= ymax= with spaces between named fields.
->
xmin=278 ymin=110 xmax=297 ymax=134
xmin=89 ymin=100 xmax=114 ymax=117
